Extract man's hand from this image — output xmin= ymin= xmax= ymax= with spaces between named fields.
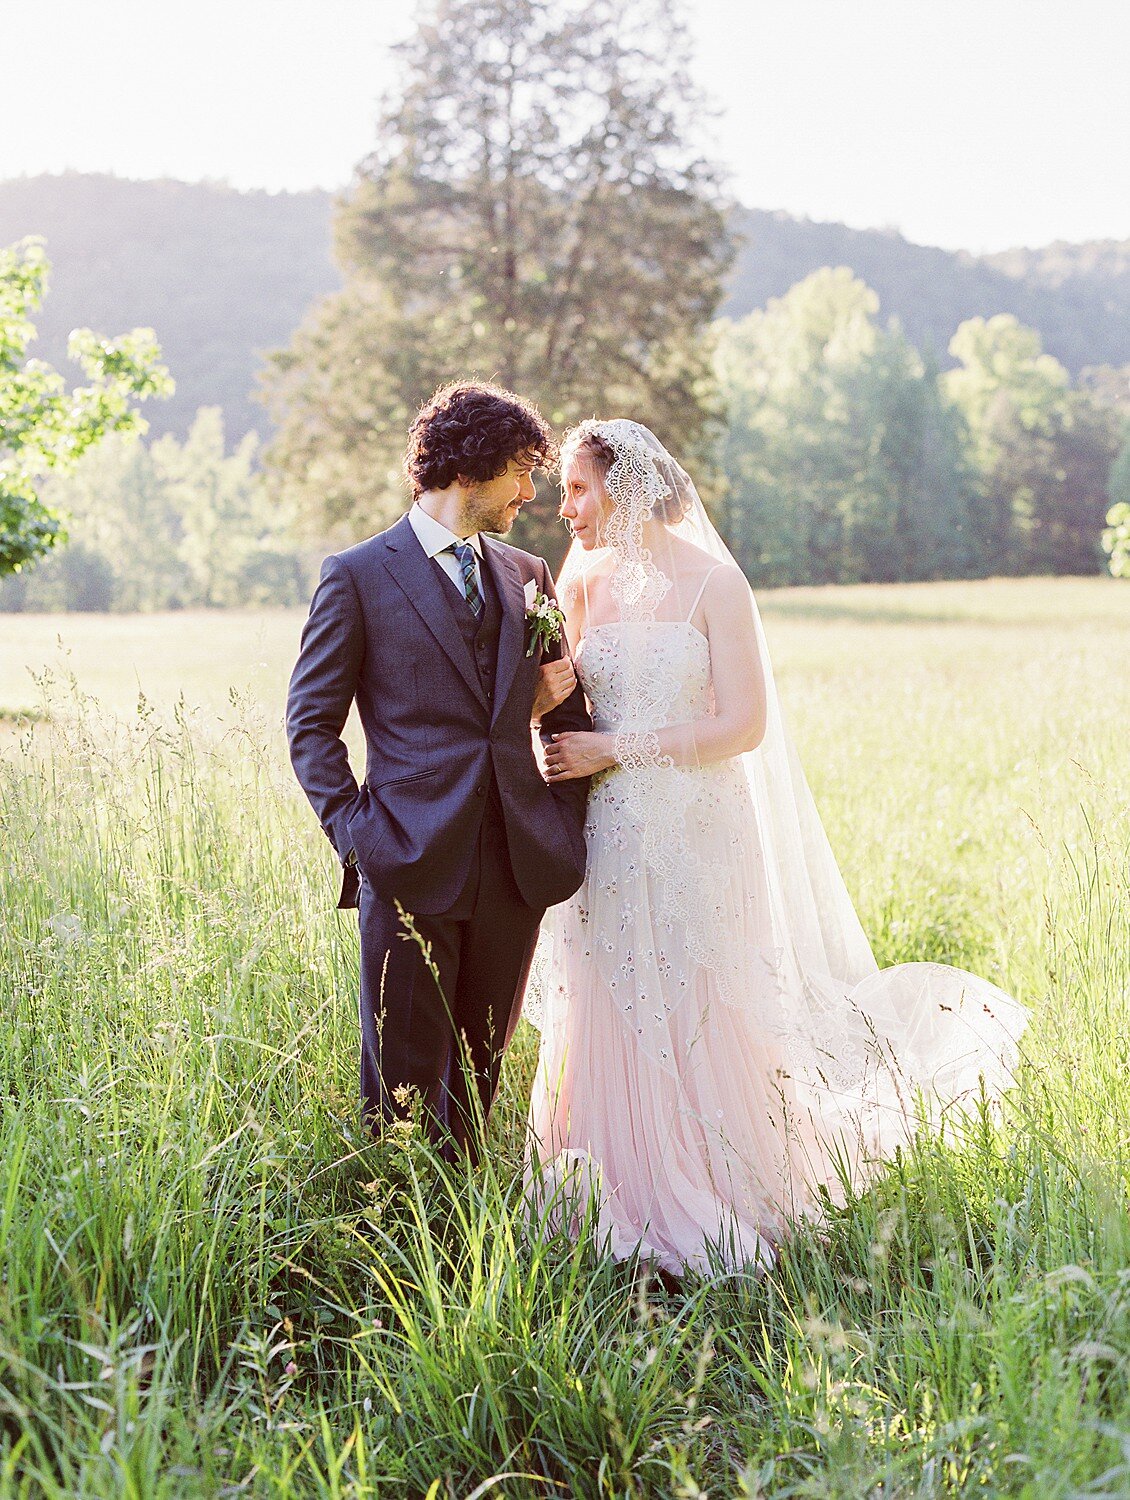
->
xmin=532 ymin=658 xmax=577 ymax=724
xmin=544 ymin=730 xmax=616 ymax=781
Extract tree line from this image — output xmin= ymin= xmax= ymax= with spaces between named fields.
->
xmin=716 ymin=268 xmax=1129 ymax=585
xmin=257 ymin=0 xmax=1129 ymax=585
xmin=3 ymin=176 xmax=1127 ymax=451
xmin=0 ymin=407 xmax=310 ymax=611
xmin=3 ymin=0 xmax=1128 ymax=606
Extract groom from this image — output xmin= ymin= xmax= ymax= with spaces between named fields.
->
xmin=287 ymin=381 xmax=591 ymax=1160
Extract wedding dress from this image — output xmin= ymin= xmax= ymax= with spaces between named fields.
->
xmin=524 ymin=421 xmax=1028 ymax=1277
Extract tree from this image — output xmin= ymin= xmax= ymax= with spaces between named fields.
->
xmin=153 ymin=408 xmax=308 ymax=607
xmin=1034 ymin=393 xmax=1122 ymax=574
xmin=944 ymin=315 xmax=1065 ymax=570
xmin=1104 ymin=432 xmax=1130 ymax=577
xmin=847 ymin=340 xmax=980 ymax=582
xmin=261 ymin=0 xmax=731 ymax=563
xmin=0 ymin=237 xmax=172 ymax=576
xmin=715 ymin=268 xmax=978 ymax=585
xmin=0 ymin=407 xmax=310 ymax=612
xmin=944 ymin=317 xmax=1124 ymax=573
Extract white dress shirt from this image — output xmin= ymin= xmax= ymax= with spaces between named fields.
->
xmin=408 ymin=502 xmax=484 ymax=598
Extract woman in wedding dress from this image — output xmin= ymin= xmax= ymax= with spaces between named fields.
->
xmin=524 ymin=419 xmax=1028 ymax=1277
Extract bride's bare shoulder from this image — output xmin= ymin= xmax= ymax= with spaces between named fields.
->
xmin=690 ymin=558 xmax=754 ymax=639
xmin=660 ymin=536 xmax=743 ymax=589
xmin=558 ymin=555 xmax=614 ymax=623
xmin=566 ymin=551 xmax=615 ymax=585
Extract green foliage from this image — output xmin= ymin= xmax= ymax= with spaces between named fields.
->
xmin=0 ymin=237 xmax=173 ymax=577
xmin=717 ymin=281 xmax=1124 ymax=584
xmin=1103 ymin=432 xmax=1130 ymax=576
xmin=0 ymin=407 xmax=311 ymax=611
xmin=716 ymin=268 xmax=979 ymax=585
xmin=154 ymin=408 xmax=308 ymax=607
xmin=1105 ymin=502 xmax=1130 ymax=576
xmin=261 ymin=0 xmax=731 ymax=560
xmin=944 ymin=315 xmax=1122 ymax=574
xmin=946 ymin=315 xmax=1070 ymax=448
xmin=1 ymin=579 xmax=1128 ymax=1492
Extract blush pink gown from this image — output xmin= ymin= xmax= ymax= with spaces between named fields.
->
xmin=525 ymin=616 xmax=1027 ymax=1277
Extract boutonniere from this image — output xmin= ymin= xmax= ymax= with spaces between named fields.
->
xmin=524 ymin=587 xmax=566 ymax=657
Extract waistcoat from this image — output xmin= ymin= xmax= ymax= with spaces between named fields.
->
xmin=433 ymin=549 xmax=504 ymax=708
xmin=433 ymin=553 xmax=508 ymax=828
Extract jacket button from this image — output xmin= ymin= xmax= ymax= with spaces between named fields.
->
xmin=475 ymin=784 xmax=486 ymax=796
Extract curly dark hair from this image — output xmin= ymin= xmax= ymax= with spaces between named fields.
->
xmin=403 ymin=381 xmax=557 ymax=496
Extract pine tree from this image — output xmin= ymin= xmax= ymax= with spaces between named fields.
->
xmin=261 ymin=0 xmax=730 ymax=562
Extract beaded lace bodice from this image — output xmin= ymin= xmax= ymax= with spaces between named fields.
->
xmin=575 ymin=620 xmax=712 ymax=733
xmin=565 ymin=619 xmax=762 ymax=1066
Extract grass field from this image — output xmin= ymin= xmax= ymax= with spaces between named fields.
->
xmin=1 ymin=577 xmax=1128 ymax=1496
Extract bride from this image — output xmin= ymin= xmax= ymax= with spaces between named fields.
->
xmin=524 ymin=418 xmax=1028 ymax=1277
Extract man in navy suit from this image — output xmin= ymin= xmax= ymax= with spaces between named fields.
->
xmin=287 ymin=382 xmax=591 ymax=1160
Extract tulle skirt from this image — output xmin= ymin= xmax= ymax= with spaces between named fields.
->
xmin=524 ymin=758 xmax=1028 ymax=1277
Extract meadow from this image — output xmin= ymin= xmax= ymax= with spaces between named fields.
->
xmin=0 ymin=576 xmax=1128 ymax=1497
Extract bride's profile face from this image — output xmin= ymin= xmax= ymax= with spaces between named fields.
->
xmin=559 ymin=449 xmax=612 ymax=549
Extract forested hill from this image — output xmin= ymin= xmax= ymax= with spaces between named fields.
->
xmin=2 ymin=172 xmax=1127 ymax=441
xmin=0 ymin=174 xmax=339 ymax=441
xmin=724 ymin=208 xmax=1130 ymax=373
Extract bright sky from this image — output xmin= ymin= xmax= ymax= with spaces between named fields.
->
xmin=5 ymin=0 xmax=1128 ymax=254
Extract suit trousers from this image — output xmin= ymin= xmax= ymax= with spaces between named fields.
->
xmin=356 ymin=784 xmax=542 ymax=1160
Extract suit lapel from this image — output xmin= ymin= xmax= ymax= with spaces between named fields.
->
xmin=481 ymin=535 xmax=527 ymax=723
xmin=381 ymin=515 xmax=489 ymax=709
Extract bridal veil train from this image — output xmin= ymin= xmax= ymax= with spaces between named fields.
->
xmin=524 ymin=419 xmax=1028 ymax=1276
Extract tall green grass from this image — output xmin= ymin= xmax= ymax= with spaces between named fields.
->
xmin=1 ymin=582 xmax=1128 ymax=1496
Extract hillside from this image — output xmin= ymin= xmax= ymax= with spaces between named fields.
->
xmin=2 ymin=173 xmax=1127 ymax=441
xmin=0 ymin=174 xmax=339 ymax=440
xmin=724 ymin=208 xmax=1130 ymax=370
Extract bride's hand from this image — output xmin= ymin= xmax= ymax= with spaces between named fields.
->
xmin=544 ymin=731 xmax=616 ymax=782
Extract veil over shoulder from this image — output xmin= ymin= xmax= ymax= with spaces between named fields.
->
xmin=525 ymin=419 xmax=1027 ymax=1273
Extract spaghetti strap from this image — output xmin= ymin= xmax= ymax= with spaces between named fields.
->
xmin=685 ymin=564 xmax=722 ymax=623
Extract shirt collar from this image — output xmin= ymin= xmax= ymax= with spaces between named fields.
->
xmin=408 ymin=502 xmax=484 ymax=559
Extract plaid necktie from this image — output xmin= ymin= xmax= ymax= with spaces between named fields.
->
xmin=450 ymin=541 xmax=484 ymax=618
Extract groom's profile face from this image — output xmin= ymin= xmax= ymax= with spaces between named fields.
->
xmin=464 ymin=457 xmax=538 ymax=535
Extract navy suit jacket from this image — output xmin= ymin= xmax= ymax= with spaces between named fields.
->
xmin=286 ymin=512 xmax=592 ymax=914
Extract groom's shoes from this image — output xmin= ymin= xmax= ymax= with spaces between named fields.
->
xmin=654 ymin=1266 xmax=684 ymax=1296
xmin=650 ymin=1265 xmax=684 ymax=1297
xmin=630 ymin=1259 xmax=684 ymax=1300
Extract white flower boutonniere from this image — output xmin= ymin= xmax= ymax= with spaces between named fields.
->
xmin=524 ymin=589 xmax=566 ymax=657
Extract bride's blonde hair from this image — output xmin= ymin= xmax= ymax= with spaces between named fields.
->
xmin=560 ymin=419 xmax=691 ymax=524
